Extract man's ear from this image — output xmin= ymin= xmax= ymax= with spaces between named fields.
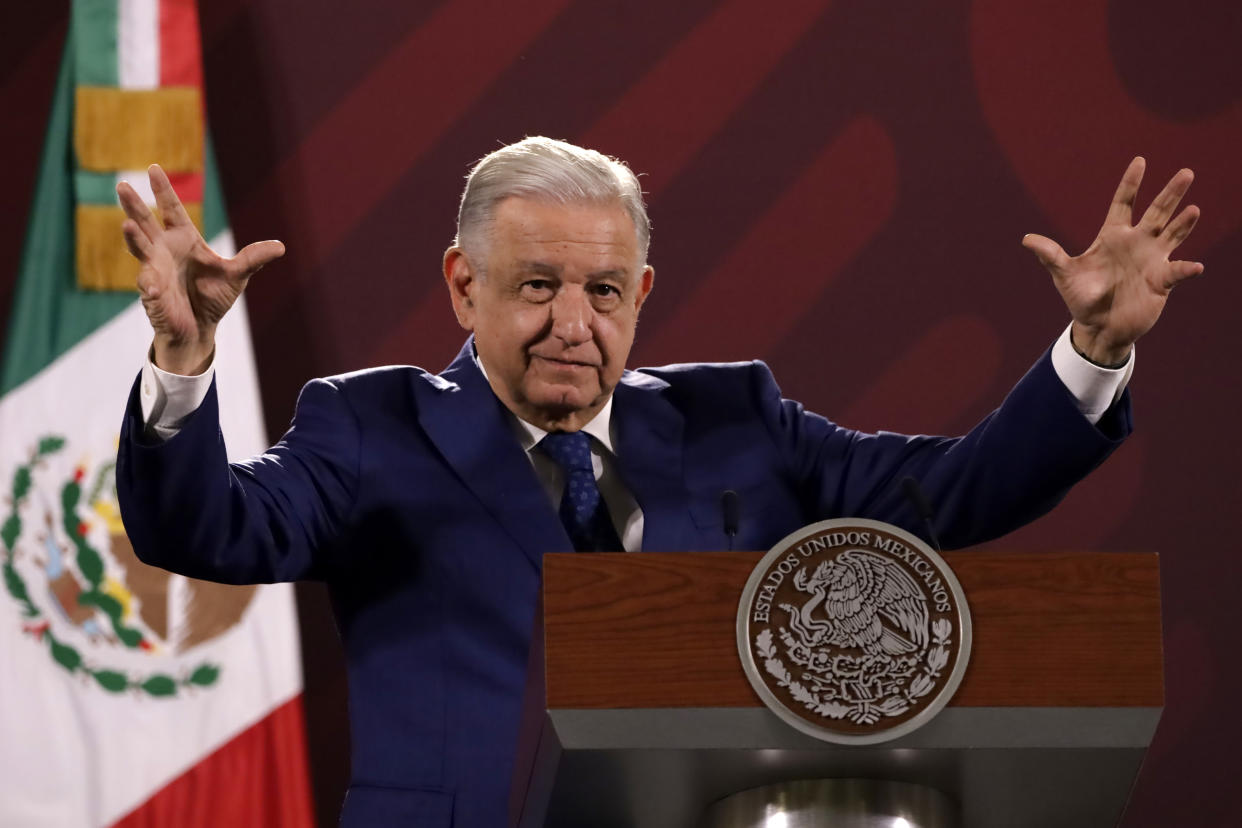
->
xmin=634 ymin=265 xmax=655 ymax=314
xmin=443 ymin=247 xmax=477 ymax=331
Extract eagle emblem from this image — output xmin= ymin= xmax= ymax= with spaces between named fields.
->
xmin=786 ymin=550 xmax=929 ymax=657
xmin=738 ymin=519 xmax=970 ymax=744
xmin=2 ymin=435 xmax=254 ymax=697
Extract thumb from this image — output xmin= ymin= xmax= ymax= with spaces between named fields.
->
xmin=1021 ymin=233 xmax=1069 ymax=276
xmin=233 ymin=240 xmax=286 ymax=278
xmin=1164 ymin=259 xmax=1205 ymax=291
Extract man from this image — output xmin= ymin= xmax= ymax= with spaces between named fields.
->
xmin=115 ymin=138 xmax=1201 ymax=826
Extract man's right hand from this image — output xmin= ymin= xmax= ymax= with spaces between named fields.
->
xmin=118 ymin=164 xmax=284 ymax=375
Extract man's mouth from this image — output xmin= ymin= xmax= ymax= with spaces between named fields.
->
xmin=531 ymin=354 xmax=600 ymax=369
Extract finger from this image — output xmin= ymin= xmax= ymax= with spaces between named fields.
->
xmin=231 ymin=240 xmax=286 ymax=279
xmin=121 ymin=218 xmax=155 ymax=262
xmin=1106 ymin=156 xmax=1146 ymax=226
xmin=148 ymin=164 xmax=194 ymax=228
xmin=1138 ymin=168 xmax=1193 ymax=234
xmin=116 ymin=179 xmax=163 ymax=241
xmin=124 ymin=220 xmax=163 ymax=297
xmin=1022 ymin=233 xmax=1070 ymax=276
xmin=1165 ymin=260 xmax=1205 ymax=290
xmin=1160 ymin=203 xmax=1199 ymax=249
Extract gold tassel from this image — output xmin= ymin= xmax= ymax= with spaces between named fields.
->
xmin=74 ymin=86 xmax=204 ymax=173
xmin=76 ymin=203 xmax=203 ymax=291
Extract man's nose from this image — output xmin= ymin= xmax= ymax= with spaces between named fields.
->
xmin=550 ymin=287 xmax=592 ymax=344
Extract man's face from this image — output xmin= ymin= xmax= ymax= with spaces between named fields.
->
xmin=444 ymin=197 xmax=654 ymax=431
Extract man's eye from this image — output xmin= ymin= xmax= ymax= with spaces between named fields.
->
xmin=591 ymin=284 xmax=620 ymax=297
xmin=521 ymin=280 xmax=554 ymax=296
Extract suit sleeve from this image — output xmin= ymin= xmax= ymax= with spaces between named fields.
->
xmin=116 ymin=373 xmax=360 ymax=584
xmin=755 ymin=349 xmax=1132 ymax=548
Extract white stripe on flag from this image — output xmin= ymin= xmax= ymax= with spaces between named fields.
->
xmin=118 ymin=0 xmax=160 ymax=89
xmin=0 ymin=293 xmax=294 ymax=826
xmin=117 ymin=170 xmax=157 ymax=205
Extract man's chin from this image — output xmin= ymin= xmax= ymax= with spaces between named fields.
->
xmin=521 ymin=383 xmax=605 ymax=423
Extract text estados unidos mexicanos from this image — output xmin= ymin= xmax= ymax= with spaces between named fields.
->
xmin=751 ymin=531 xmax=952 ymax=624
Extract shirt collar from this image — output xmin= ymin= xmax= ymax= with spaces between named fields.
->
xmin=475 ymin=350 xmax=616 ymax=455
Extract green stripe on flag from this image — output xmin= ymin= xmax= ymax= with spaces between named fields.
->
xmin=71 ymin=0 xmax=119 ymax=87
xmin=203 ymin=135 xmax=228 ymax=242
xmin=1 ymin=45 xmax=133 ymax=397
xmin=74 ymin=170 xmax=120 ymax=206
xmin=5 ymin=12 xmax=235 ymax=398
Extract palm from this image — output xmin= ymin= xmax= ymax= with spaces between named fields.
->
xmin=1023 ymin=158 xmax=1203 ymax=362
xmin=119 ymin=166 xmax=283 ymax=371
xmin=136 ymin=222 xmax=228 ymax=338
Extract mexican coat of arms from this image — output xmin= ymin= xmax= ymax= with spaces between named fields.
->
xmin=737 ymin=518 xmax=971 ymax=744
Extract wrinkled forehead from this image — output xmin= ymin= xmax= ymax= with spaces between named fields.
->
xmin=497 ymin=195 xmax=638 ymax=233
xmin=489 ymin=197 xmax=644 ymax=265
xmin=477 ymin=194 xmax=645 ymax=254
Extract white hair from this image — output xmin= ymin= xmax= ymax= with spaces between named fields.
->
xmin=454 ymin=136 xmax=650 ymax=266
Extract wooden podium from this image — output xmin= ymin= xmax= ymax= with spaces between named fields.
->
xmin=510 ymin=550 xmax=1162 ymax=827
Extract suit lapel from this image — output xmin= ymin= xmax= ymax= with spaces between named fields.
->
xmin=418 ymin=339 xmax=571 ymax=572
xmin=612 ymin=371 xmax=693 ymax=552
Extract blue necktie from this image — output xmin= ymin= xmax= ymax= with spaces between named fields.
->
xmin=539 ymin=431 xmax=623 ymax=552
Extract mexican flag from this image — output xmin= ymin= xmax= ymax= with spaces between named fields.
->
xmin=0 ymin=2 xmax=312 ymax=825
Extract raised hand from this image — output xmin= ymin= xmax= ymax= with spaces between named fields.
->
xmin=117 ymin=165 xmax=284 ymax=375
xmin=1022 ymin=157 xmax=1203 ymax=366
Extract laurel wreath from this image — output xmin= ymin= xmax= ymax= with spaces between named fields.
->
xmin=757 ymin=618 xmax=953 ymax=725
xmin=2 ymin=436 xmax=220 ymax=698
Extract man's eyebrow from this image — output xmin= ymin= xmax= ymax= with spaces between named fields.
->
xmin=515 ymin=262 xmax=630 ymax=280
xmin=516 ymin=260 xmax=562 ymax=276
xmin=586 ymin=269 xmax=628 ymax=281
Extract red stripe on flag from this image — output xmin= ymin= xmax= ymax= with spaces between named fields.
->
xmin=159 ymin=0 xmax=203 ymax=88
xmin=109 ymin=695 xmax=315 ymax=828
xmin=631 ymin=116 xmax=898 ymax=366
xmin=165 ymin=171 xmax=204 ymax=204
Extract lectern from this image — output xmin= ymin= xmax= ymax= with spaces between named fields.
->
xmin=510 ymin=550 xmax=1162 ymax=827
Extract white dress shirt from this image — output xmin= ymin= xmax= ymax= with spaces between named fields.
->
xmin=498 ymin=392 xmax=645 ymax=552
xmin=139 ymin=324 xmax=1131 ymax=552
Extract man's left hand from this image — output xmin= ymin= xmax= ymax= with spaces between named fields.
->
xmin=1022 ymin=156 xmax=1204 ymax=366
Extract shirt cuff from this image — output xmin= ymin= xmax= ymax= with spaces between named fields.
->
xmin=1049 ymin=324 xmax=1133 ymax=425
xmin=140 ymin=348 xmax=216 ymax=441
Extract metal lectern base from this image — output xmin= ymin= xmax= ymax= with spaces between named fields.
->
xmin=699 ymin=779 xmax=958 ymax=828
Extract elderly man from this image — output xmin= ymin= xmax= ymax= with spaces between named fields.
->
xmin=115 ymin=137 xmax=1201 ymax=826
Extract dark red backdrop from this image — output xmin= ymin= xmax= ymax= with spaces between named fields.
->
xmin=3 ymin=2 xmax=1239 ymax=824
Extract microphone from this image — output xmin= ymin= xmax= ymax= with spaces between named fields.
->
xmin=900 ymin=476 xmax=942 ymax=553
xmin=721 ymin=490 xmax=740 ymax=551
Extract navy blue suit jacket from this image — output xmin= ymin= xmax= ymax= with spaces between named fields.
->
xmin=116 ymin=338 xmax=1129 ymax=827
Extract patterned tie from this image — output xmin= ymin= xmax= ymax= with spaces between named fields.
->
xmin=539 ymin=431 xmax=623 ymax=552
